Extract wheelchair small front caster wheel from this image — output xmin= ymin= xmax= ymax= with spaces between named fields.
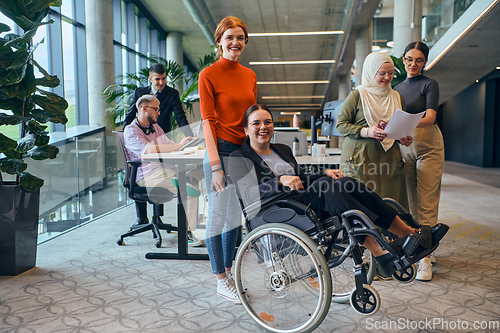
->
xmin=393 ymin=263 xmax=417 ymax=283
xmin=350 ymin=284 xmax=380 ymax=315
xmin=155 ymin=241 xmax=162 ymax=248
xmin=117 ymin=239 xmax=124 ymax=245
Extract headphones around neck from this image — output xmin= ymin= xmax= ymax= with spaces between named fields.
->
xmin=135 ymin=119 xmax=156 ymax=135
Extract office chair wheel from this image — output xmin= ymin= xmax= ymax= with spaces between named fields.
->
xmin=325 ymin=229 xmax=376 ymax=304
xmin=117 ymin=239 xmax=124 ymax=245
xmin=234 ymin=223 xmax=332 ymax=333
xmin=393 ymin=263 xmax=417 ymax=283
xmin=155 ymin=240 xmax=162 ymax=248
xmin=349 ymin=284 xmax=380 ymax=316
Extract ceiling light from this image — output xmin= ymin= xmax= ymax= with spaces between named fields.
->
xmin=387 ymin=41 xmax=394 ymax=48
xmin=426 ymin=0 xmax=500 ymax=71
xmin=476 ymin=80 xmax=479 ymax=83
xmin=257 ymin=80 xmax=329 ymax=85
xmin=372 ymin=45 xmax=381 ymax=51
xmin=262 ymin=96 xmax=325 ymax=99
xmin=249 ymin=60 xmax=335 ymax=65
xmin=280 ymin=112 xmax=302 ymax=115
xmin=497 ymin=67 xmax=500 ymax=70
xmin=248 ymin=31 xmax=343 ymax=37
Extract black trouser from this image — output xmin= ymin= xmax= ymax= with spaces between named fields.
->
xmin=292 ymin=176 xmax=398 ymax=231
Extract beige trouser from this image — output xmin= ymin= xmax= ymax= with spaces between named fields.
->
xmin=400 ymin=124 xmax=445 ymax=227
xmin=137 ymin=166 xmax=202 ymax=231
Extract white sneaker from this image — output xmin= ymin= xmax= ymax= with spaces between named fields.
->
xmin=187 ymin=231 xmax=205 ymax=247
xmin=416 ymin=257 xmax=433 ymax=281
xmin=217 ymin=277 xmax=241 ymax=304
xmin=430 ymin=253 xmax=436 ymax=263
xmin=226 ymin=271 xmax=235 ymax=285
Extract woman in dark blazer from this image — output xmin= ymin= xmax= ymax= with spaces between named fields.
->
xmin=228 ymin=104 xmax=448 ymax=272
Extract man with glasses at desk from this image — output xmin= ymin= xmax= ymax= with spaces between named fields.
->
xmin=124 ymin=95 xmax=205 ymax=246
xmin=124 ymin=63 xmax=195 ymax=233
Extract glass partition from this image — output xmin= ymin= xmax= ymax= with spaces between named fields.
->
xmin=19 ymin=126 xmax=133 ymax=243
xmin=423 ymin=0 xmax=476 ymax=47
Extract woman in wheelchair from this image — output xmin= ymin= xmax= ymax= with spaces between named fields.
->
xmin=228 ymin=104 xmax=449 ymax=275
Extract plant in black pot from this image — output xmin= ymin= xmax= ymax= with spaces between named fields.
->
xmin=0 ymin=0 xmax=68 ymax=276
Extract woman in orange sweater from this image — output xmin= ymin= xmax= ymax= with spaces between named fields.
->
xmin=199 ymin=16 xmax=257 ymax=304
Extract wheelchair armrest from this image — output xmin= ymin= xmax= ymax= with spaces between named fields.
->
xmin=241 ymin=191 xmax=290 ymax=216
xmin=274 ymin=199 xmax=308 ymax=215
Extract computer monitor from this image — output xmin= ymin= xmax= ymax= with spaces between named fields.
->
xmin=271 ymin=129 xmax=308 ymax=156
xmin=320 ymin=99 xmax=344 ymax=137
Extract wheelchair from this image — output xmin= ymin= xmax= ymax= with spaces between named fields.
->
xmin=233 ymin=192 xmax=441 ymax=333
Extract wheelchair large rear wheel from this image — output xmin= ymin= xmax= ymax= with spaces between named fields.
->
xmin=234 ymin=223 xmax=332 ymax=333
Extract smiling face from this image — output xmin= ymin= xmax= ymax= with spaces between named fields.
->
xmin=141 ymin=100 xmax=160 ymax=125
xmin=374 ymin=62 xmax=395 ymax=88
xmin=403 ymin=48 xmax=427 ymax=78
xmin=219 ymin=27 xmax=246 ymax=61
xmin=149 ymin=72 xmax=167 ymax=92
xmin=245 ymin=109 xmax=274 ymax=147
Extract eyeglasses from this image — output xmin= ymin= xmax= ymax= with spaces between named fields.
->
xmin=224 ymin=36 xmax=247 ymax=43
xmin=404 ymin=57 xmax=425 ymax=65
xmin=144 ymin=106 xmax=160 ymax=113
xmin=249 ymin=120 xmax=274 ymax=128
xmin=376 ymin=71 xmax=395 ymax=77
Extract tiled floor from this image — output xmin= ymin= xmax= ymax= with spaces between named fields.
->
xmin=1 ymin=162 xmax=499 ymax=333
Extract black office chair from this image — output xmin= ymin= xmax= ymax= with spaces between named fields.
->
xmin=115 ymin=131 xmax=177 ymax=248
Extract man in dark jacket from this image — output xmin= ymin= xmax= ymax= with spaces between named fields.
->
xmin=123 ymin=63 xmax=194 ymax=138
xmin=123 ymin=63 xmax=195 ymax=230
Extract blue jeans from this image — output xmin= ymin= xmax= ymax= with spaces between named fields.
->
xmin=203 ymin=138 xmax=242 ymax=274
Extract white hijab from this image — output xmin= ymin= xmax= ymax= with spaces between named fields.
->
xmin=356 ymin=52 xmax=402 ymax=151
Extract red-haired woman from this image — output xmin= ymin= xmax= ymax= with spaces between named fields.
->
xmin=199 ymin=16 xmax=257 ymax=304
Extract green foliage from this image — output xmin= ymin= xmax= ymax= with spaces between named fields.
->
xmin=391 ymin=55 xmax=407 ymax=88
xmin=0 ymin=0 xmax=68 ymax=192
xmin=102 ymin=53 xmax=217 ymax=130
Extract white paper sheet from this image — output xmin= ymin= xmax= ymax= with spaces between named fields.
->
xmin=384 ymin=109 xmax=425 ymax=139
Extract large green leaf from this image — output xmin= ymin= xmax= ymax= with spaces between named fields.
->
xmin=31 ymin=93 xmax=68 ymax=122
xmin=35 ymin=74 xmax=59 ymax=88
xmin=27 ymin=0 xmax=62 ymax=18
xmin=0 ymin=132 xmax=17 ymax=152
xmin=0 ymin=1 xmax=22 ymax=23
xmin=30 ymin=108 xmax=62 ymax=123
xmin=0 ymin=96 xmax=24 ymax=115
xmin=16 ymin=133 xmax=36 ymax=153
xmin=0 ymin=48 xmax=29 ymax=70
xmin=1 ymin=63 xmax=36 ymax=99
xmin=0 ymin=158 xmax=27 ymax=175
xmin=0 ymin=23 xmax=10 ymax=34
xmin=3 ymin=149 xmax=20 ymax=159
xmin=25 ymin=144 xmax=59 ymax=160
xmin=20 ymin=172 xmax=44 ymax=192
xmin=25 ymin=120 xmax=47 ymax=135
xmin=0 ymin=64 xmax=27 ymax=85
xmin=1 ymin=33 xmax=26 ymax=50
xmin=0 ymin=113 xmax=29 ymax=126
xmin=34 ymin=132 xmax=49 ymax=147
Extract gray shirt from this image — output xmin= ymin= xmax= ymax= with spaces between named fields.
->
xmin=259 ymin=148 xmax=296 ymax=177
xmin=394 ymin=75 xmax=439 ymax=120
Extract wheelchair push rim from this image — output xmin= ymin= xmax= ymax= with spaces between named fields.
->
xmin=234 ymin=223 xmax=332 ymax=333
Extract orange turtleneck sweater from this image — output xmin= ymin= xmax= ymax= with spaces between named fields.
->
xmin=199 ymin=57 xmax=257 ymax=166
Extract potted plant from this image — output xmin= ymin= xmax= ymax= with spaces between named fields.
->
xmin=0 ymin=0 xmax=68 ymax=276
xmin=391 ymin=55 xmax=407 ymax=88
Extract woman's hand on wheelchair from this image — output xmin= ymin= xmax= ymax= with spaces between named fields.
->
xmin=279 ymin=175 xmax=304 ymax=191
xmin=325 ymin=169 xmax=344 ymax=180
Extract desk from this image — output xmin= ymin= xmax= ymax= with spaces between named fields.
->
xmin=140 ymin=150 xmax=208 ymax=261
xmin=295 ymin=154 xmax=341 ymax=175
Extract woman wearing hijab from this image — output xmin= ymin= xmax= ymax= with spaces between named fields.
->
xmin=336 ymin=52 xmax=413 ymax=209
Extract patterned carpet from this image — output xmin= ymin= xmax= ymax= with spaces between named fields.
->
xmin=1 ymin=170 xmax=500 ymax=333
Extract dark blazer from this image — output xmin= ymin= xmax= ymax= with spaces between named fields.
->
xmin=123 ymin=86 xmax=194 ymax=137
xmin=228 ymin=137 xmax=324 ymax=214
